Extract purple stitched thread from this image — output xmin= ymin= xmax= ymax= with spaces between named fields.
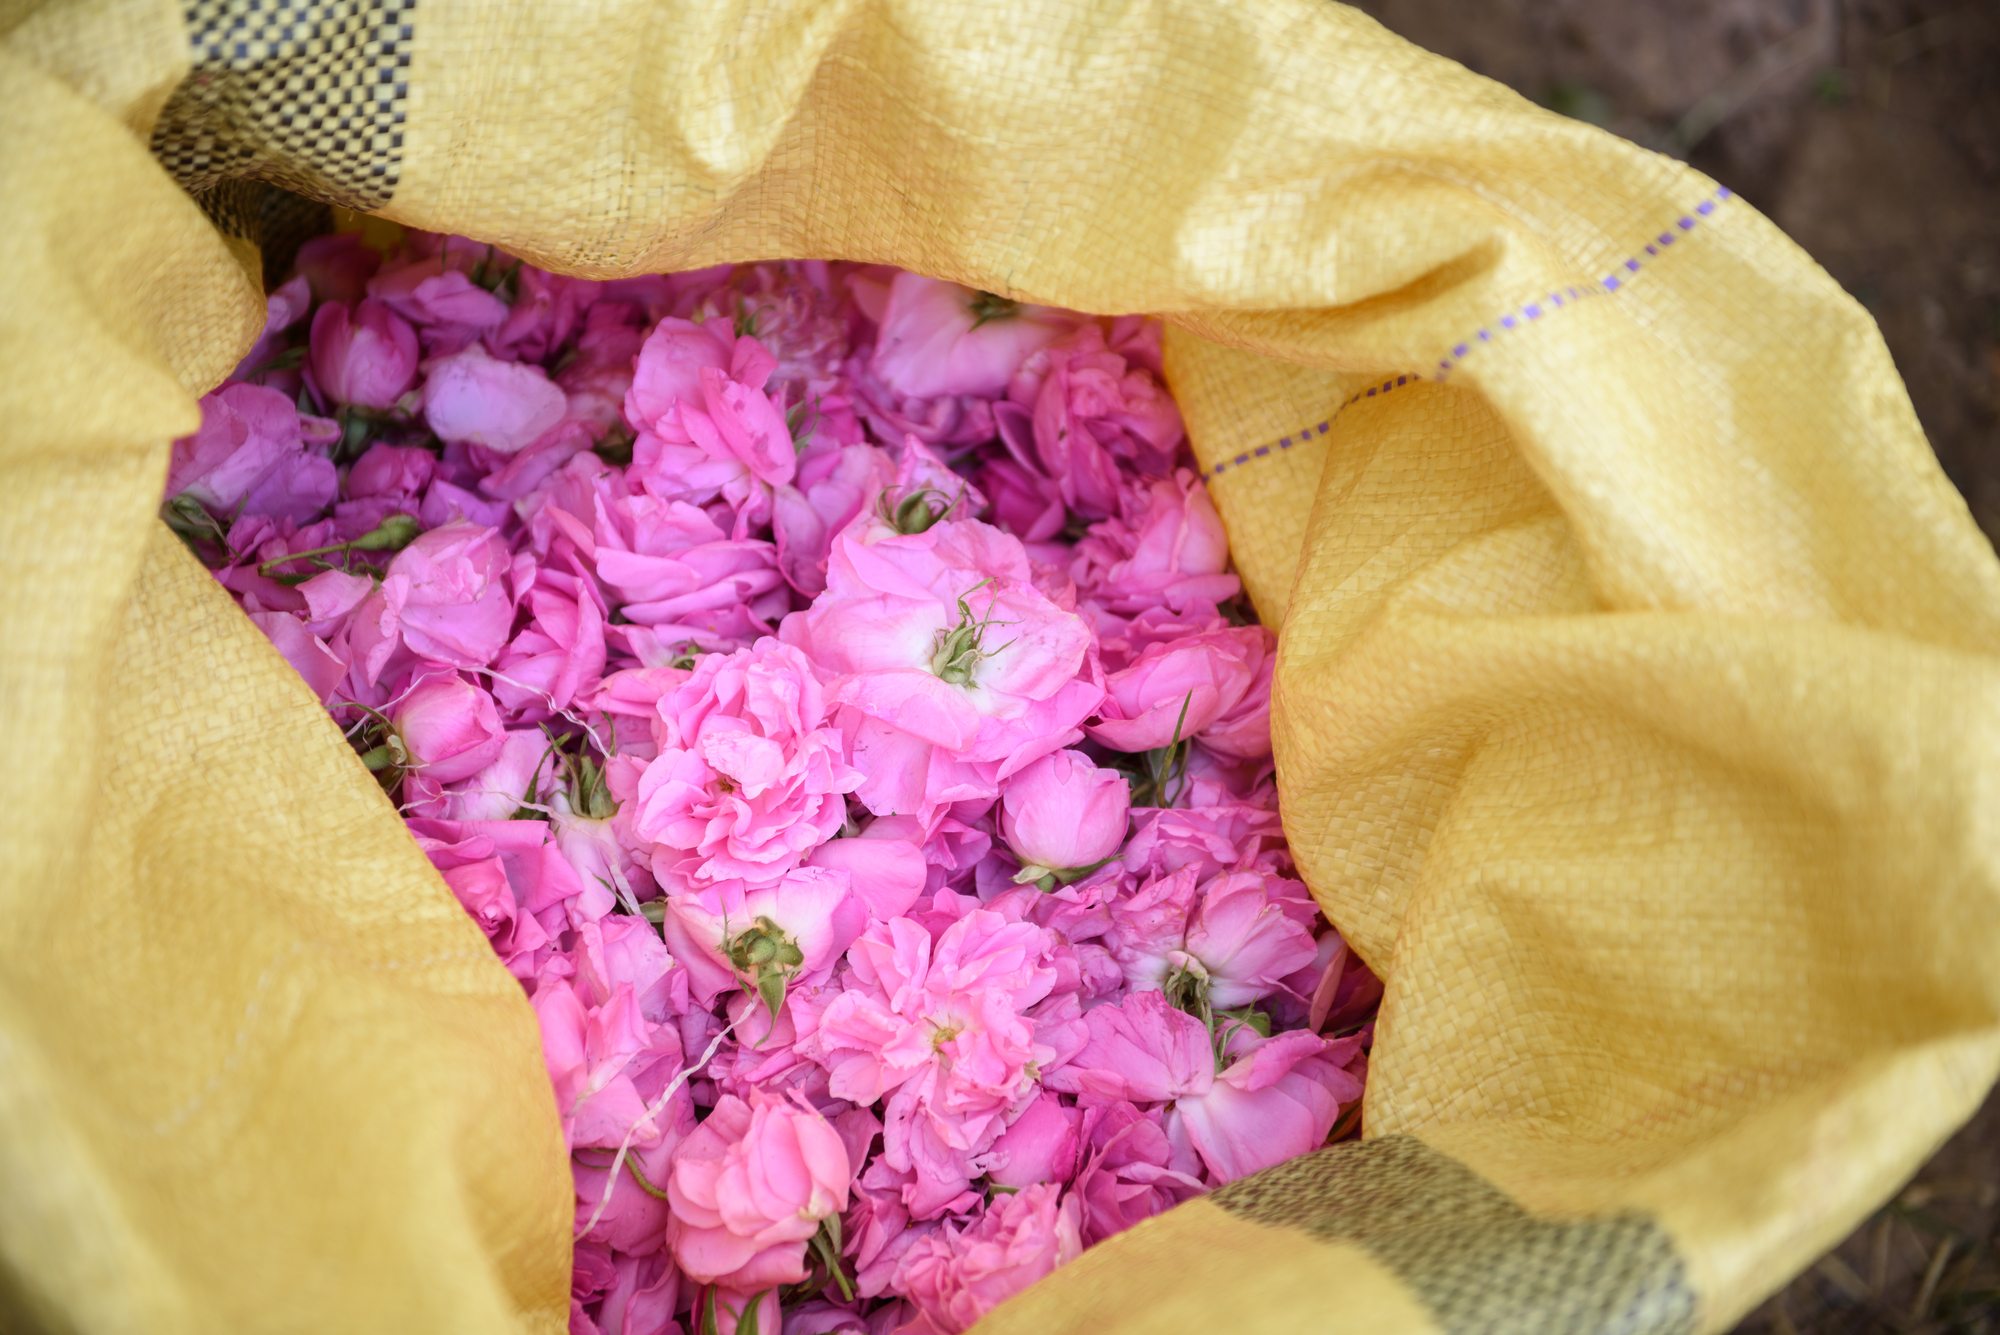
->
xmin=1198 ymin=182 xmax=1734 ymax=482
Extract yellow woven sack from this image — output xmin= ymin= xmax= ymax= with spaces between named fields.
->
xmin=3 ymin=2 xmax=1996 ymax=1331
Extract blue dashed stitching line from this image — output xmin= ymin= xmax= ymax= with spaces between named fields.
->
xmin=1202 ymin=184 xmax=1734 ymax=482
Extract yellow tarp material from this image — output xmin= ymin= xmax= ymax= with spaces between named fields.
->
xmin=3 ymin=2 xmax=1995 ymax=1331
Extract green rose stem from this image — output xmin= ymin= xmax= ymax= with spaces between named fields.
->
xmin=256 ymin=512 xmax=421 ymax=576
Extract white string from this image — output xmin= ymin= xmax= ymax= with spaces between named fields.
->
xmin=464 ymin=663 xmax=614 ymax=759
xmin=576 ymin=1016 xmax=736 ymax=1238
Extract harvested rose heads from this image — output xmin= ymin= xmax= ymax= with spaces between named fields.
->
xmin=168 ymin=239 xmax=1378 ymax=1334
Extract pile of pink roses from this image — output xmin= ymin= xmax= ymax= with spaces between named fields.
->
xmin=166 ymin=233 xmax=1382 ymax=1335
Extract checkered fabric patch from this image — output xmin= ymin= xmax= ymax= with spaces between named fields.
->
xmin=150 ymin=0 xmax=415 ymax=211
xmin=1215 ymin=1136 xmax=1699 ymax=1335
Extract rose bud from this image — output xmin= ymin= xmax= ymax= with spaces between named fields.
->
xmin=1000 ymin=748 xmax=1130 ymax=887
xmin=308 ymin=299 xmax=419 ymax=410
xmin=390 ymin=673 xmax=506 ymax=783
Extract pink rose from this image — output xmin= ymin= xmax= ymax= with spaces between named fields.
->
xmin=577 ymin=491 xmax=788 ymax=641
xmin=345 ymin=443 xmax=435 ymax=502
xmin=624 ymin=317 xmax=797 ymax=501
xmin=1072 ymin=1101 xmax=1204 ymax=1243
xmin=809 ymin=912 xmax=1063 ymax=1217
xmin=390 ymin=672 xmax=506 ymax=783
xmin=492 ymin=565 xmax=607 ymax=719
xmin=422 ymin=343 xmax=568 ymax=453
xmin=999 ymin=748 xmax=1130 ymax=884
xmin=771 ymin=440 xmax=894 ymax=596
xmin=167 ymin=383 xmax=335 ymax=524
xmin=629 ymin=639 xmax=861 ymax=889
xmin=411 ymin=816 xmax=585 ymax=978
xmin=368 ymin=249 xmax=511 ymax=345
xmin=1192 ymin=629 xmax=1275 ymax=761
xmin=659 ymin=866 xmax=865 ymax=1011
xmin=1121 ymin=801 xmax=1288 ymax=879
xmin=246 ymin=611 xmax=345 ymax=704
xmin=1001 ymin=322 xmax=1184 ymax=520
xmin=1085 ymin=625 xmax=1265 ymax=754
xmin=1047 ymin=991 xmax=1361 ymax=1184
xmin=782 ymin=515 xmax=1103 ymax=820
xmin=805 ymin=828 xmax=928 ymax=923
xmin=866 ymin=273 xmax=1068 ymax=400
xmin=1070 ymin=469 xmax=1239 ymax=617
xmin=344 ymin=521 xmax=515 ymax=684
xmin=983 ymin=1093 xmax=1081 ymax=1190
xmin=665 ymin=1091 xmax=853 ymax=1291
xmin=891 ymin=1183 xmax=1083 ymax=1335
xmin=1106 ymin=866 xmax=1318 ymax=1011
xmin=308 ymin=299 xmax=419 ymax=409
xmin=534 ymin=973 xmax=689 ymax=1151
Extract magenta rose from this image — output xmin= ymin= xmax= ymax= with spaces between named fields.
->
xmin=308 ymin=298 xmax=419 ymax=409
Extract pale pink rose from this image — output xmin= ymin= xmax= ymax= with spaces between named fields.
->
xmin=891 ymin=1184 xmax=1082 ymax=1335
xmin=809 ymin=912 xmax=1062 ymax=1217
xmin=167 ymin=383 xmax=335 ymax=524
xmin=422 ymin=343 xmax=568 ymax=454
xmin=629 ymin=639 xmax=860 ymax=889
xmin=866 ymin=272 xmax=1068 ymax=400
xmin=999 ymin=748 xmax=1130 ymax=883
xmin=390 ymin=672 xmax=506 ymax=783
xmin=983 ymin=1093 xmax=1081 ymax=1190
xmin=1070 ymin=469 xmax=1239 ymax=616
xmin=344 ymin=521 xmax=515 ymax=684
xmin=571 ymin=1131 xmax=679 ymax=1255
xmin=308 ymin=298 xmax=419 ymax=409
xmin=624 ymin=317 xmax=797 ymax=502
xmin=665 ymin=1091 xmax=853 ymax=1291
xmin=659 ymin=866 xmax=865 ymax=1010
xmin=1072 ymin=1101 xmax=1204 ymax=1243
xmin=781 ymin=514 xmax=1103 ymax=820
xmin=1085 ymin=625 xmax=1265 ymax=754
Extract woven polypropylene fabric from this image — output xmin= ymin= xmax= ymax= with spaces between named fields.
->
xmin=4 ymin=2 xmax=1998 ymax=1332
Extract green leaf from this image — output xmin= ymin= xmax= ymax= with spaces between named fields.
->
xmin=756 ymin=968 xmax=788 ymax=1023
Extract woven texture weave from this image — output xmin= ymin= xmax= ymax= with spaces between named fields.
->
xmin=3 ymin=2 xmax=1997 ymax=1331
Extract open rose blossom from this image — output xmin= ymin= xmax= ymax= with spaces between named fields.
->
xmin=178 ymin=240 xmax=1378 ymax=1332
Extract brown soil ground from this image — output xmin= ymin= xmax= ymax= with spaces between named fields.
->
xmin=1344 ymin=1 xmax=2000 ymax=1330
